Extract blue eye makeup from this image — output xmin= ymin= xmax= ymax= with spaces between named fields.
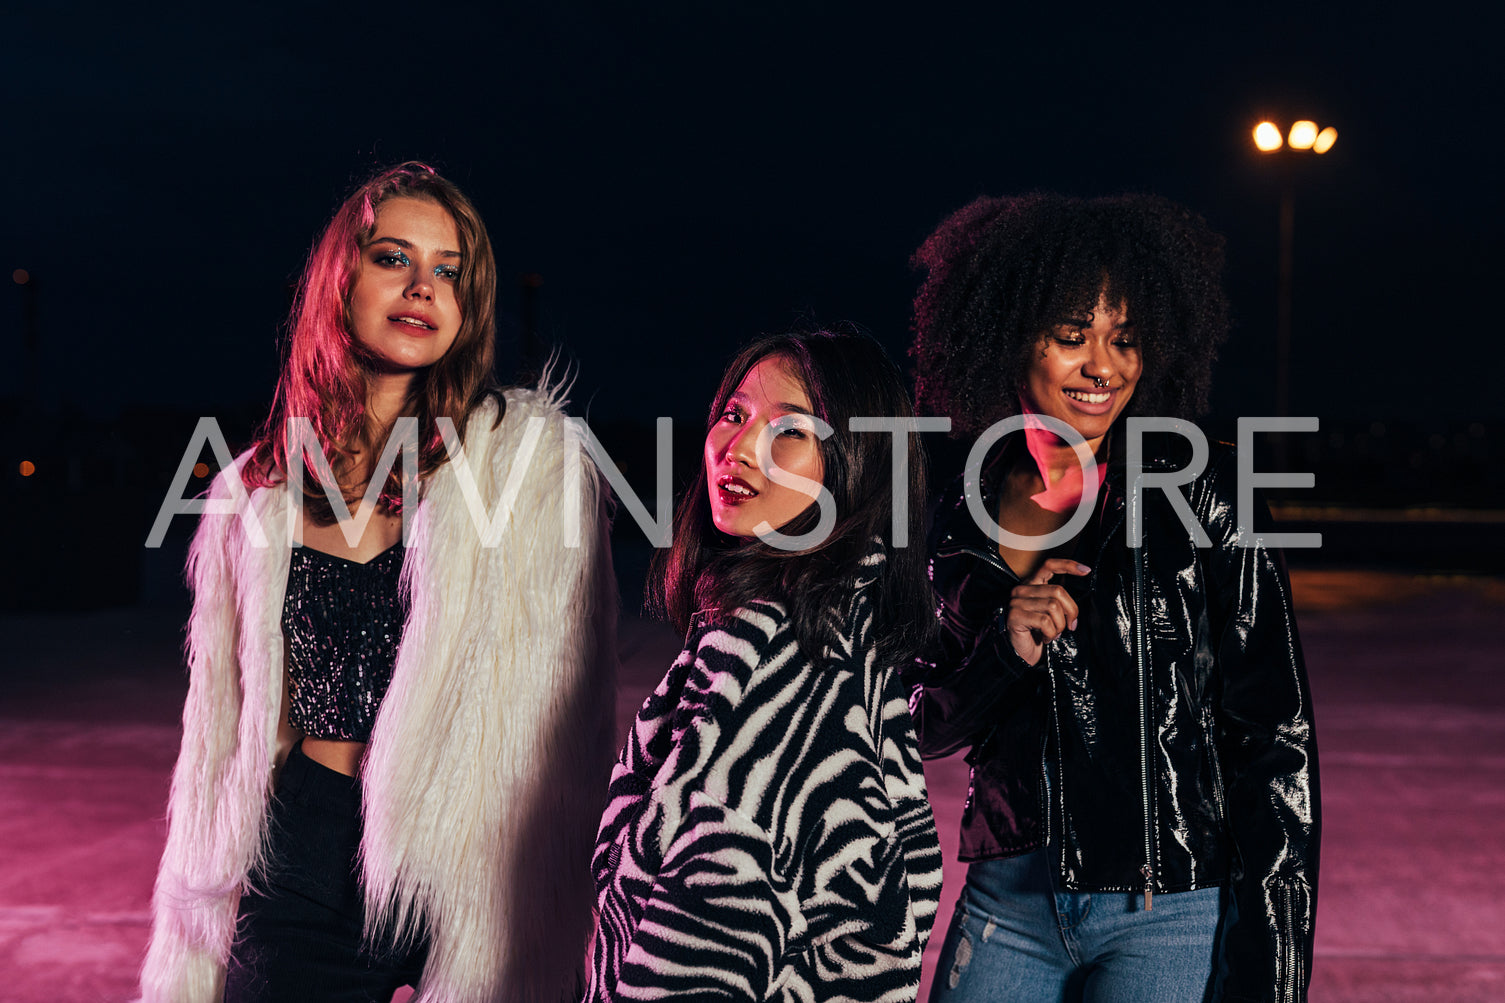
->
xmin=370 ymin=246 xmax=459 ymax=281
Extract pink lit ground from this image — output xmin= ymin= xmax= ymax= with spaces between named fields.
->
xmin=3 ymin=570 xmax=1503 ymax=1001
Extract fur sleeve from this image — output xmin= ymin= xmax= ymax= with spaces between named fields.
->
xmin=140 ymin=459 xmax=289 ymax=1002
xmin=361 ymin=387 xmax=618 ymax=1003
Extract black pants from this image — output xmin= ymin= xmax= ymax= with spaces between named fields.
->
xmin=225 ymin=742 xmax=428 ymax=1003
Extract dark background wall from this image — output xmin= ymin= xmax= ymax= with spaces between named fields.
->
xmin=5 ymin=1 xmax=1501 ymax=607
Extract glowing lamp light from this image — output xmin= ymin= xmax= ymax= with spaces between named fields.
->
xmin=12 ymin=268 xmax=28 ymax=285
xmin=1288 ymin=120 xmax=1319 ymax=150
xmin=19 ymin=460 xmax=36 ymax=477
xmin=1313 ymin=126 xmax=1338 ymax=154
xmin=1253 ymin=122 xmax=1283 ymax=152
xmin=193 ymin=462 xmax=210 ymax=478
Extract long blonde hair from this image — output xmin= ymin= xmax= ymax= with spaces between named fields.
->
xmin=245 ymin=162 xmax=501 ymax=522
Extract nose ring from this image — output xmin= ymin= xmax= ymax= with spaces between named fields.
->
xmin=1092 ymin=376 xmax=1110 ymax=388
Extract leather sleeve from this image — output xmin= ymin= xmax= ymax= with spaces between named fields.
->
xmin=904 ymin=511 xmax=1047 ymax=761
xmin=1197 ymin=448 xmax=1321 ymax=1003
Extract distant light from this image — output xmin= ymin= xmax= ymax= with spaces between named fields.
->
xmin=1288 ymin=120 xmax=1319 ymax=150
xmin=193 ymin=462 xmax=210 ymax=479
xmin=1313 ymin=126 xmax=1338 ymax=154
xmin=1253 ymin=122 xmax=1283 ymax=152
xmin=19 ymin=460 xmax=35 ymax=477
xmin=11 ymin=268 xmax=28 ymax=285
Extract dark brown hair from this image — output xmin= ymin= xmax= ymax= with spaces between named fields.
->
xmin=648 ymin=329 xmax=933 ymax=667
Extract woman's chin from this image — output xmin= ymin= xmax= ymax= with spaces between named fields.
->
xmin=710 ymin=513 xmax=750 ymax=540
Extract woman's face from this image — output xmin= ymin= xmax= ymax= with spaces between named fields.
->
xmin=704 ymin=356 xmax=826 ymax=539
xmin=1022 ymin=289 xmax=1143 ymax=448
xmin=349 ymin=197 xmax=463 ymax=374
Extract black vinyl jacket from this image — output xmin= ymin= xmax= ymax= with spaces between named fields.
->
xmin=908 ymin=428 xmax=1320 ymax=1003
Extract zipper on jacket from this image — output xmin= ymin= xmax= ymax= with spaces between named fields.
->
xmin=1039 ymin=692 xmax=1054 ymax=852
xmin=1040 ymin=740 xmax=1052 ymax=851
xmin=937 ymin=542 xmax=1016 ymax=578
xmin=1132 ymin=481 xmax=1155 ymax=911
xmin=1203 ymin=712 xmax=1228 ymax=827
xmin=1279 ymin=881 xmax=1300 ymax=1003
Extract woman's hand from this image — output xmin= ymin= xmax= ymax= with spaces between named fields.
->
xmin=1004 ymin=559 xmax=1090 ymax=666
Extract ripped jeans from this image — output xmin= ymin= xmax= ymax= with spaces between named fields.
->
xmin=930 ymin=851 xmax=1221 ymax=1003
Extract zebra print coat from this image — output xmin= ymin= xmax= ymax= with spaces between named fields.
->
xmin=588 ymin=548 xmax=943 ymax=1002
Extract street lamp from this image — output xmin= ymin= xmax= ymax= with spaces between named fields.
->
xmin=1252 ymin=119 xmax=1337 ymax=421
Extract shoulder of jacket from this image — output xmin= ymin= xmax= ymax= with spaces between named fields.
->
xmin=204 ymin=446 xmax=258 ymax=501
xmin=200 ymin=447 xmax=288 ymax=529
xmin=1204 ymin=436 xmax=1237 ymax=465
xmin=690 ymin=602 xmax=808 ymax=683
xmin=689 ymin=602 xmax=833 ymax=735
xmin=500 ymin=383 xmax=570 ymax=421
xmin=697 ymin=599 xmax=791 ymax=647
xmin=1194 ymin=438 xmax=1240 ymax=493
xmin=929 ymin=470 xmax=974 ymax=538
xmin=458 ymin=388 xmax=583 ymax=478
xmin=465 ymin=387 xmax=568 ymax=437
xmin=497 ymin=359 xmax=578 ymax=425
xmin=1123 ymin=426 xmax=1203 ymax=470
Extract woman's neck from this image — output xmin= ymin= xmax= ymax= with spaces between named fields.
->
xmin=1023 ymin=425 xmax=1108 ymax=486
xmin=365 ymin=371 xmax=415 ymax=430
xmin=1015 ymin=422 xmax=1110 ymax=517
xmin=340 ymin=372 xmax=414 ymax=486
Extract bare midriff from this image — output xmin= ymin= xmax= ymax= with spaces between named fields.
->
xmin=302 ymin=737 xmax=368 ymax=777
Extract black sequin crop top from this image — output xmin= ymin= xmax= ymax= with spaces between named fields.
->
xmin=282 ymin=543 xmax=408 ymax=742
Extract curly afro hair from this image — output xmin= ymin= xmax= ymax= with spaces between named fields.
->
xmin=910 ymin=192 xmax=1229 ymax=436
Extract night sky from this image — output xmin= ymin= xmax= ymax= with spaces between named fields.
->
xmin=7 ymin=2 xmax=1499 ymax=430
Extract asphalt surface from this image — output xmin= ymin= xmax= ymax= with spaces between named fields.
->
xmin=2 ymin=569 xmax=1501 ymax=1001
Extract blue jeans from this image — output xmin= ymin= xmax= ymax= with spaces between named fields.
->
xmin=930 ymin=851 xmax=1221 ymax=1003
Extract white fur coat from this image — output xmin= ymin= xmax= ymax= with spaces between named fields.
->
xmin=139 ymin=386 xmax=618 ymax=1002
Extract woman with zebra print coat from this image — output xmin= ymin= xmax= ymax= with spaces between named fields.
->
xmin=589 ymin=331 xmax=944 ymax=1002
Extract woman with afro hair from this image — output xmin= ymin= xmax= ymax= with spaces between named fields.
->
xmin=907 ymin=193 xmax=1318 ymax=1002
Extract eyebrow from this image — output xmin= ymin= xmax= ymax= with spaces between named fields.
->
xmin=369 ymin=235 xmax=462 ymax=258
xmin=727 ymin=391 xmax=815 ymax=415
xmin=1056 ymin=315 xmax=1132 ymax=329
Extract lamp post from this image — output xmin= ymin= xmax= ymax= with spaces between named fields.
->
xmin=1252 ymin=120 xmax=1337 ymax=422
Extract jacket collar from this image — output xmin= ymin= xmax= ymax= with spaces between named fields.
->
xmin=940 ymin=420 xmax=1176 ymax=570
